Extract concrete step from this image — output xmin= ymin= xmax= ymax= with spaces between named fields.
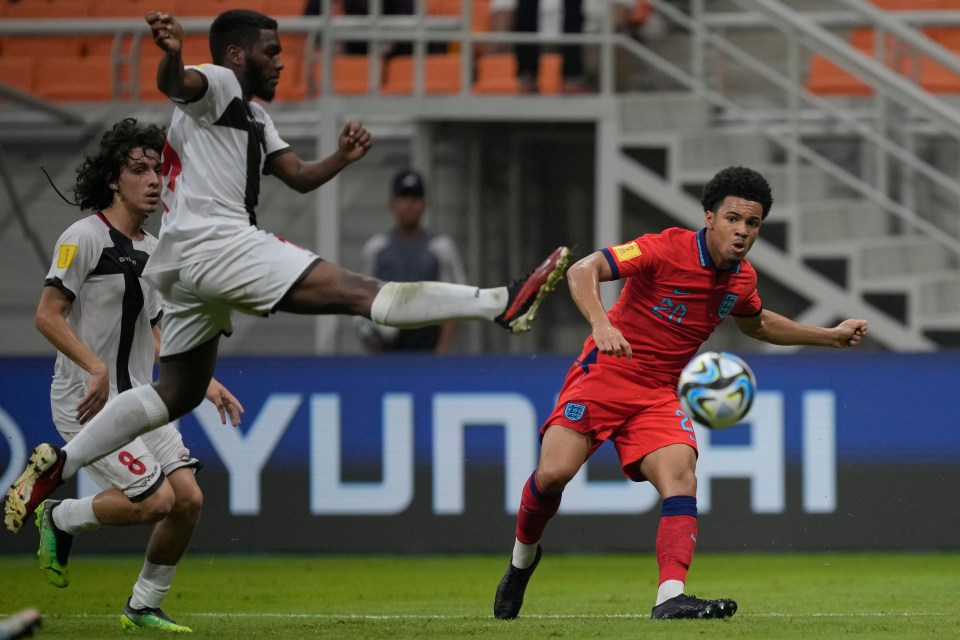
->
xmin=795 ymin=200 xmax=891 ymax=246
xmin=857 ymin=237 xmax=956 ymax=281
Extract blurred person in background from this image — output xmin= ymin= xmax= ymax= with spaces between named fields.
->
xmin=488 ymin=0 xmax=638 ymax=92
xmin=32 ymin=118 xmax=242 ymax=633
xmin=303 ymin=0 xmax=446 ymax=58
xmin=493 ymin=166 xmax=868 ymax=621
xmin=357 ymin=169 xmax=467 ymax=353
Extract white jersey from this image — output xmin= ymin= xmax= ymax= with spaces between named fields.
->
xmin=45 ymin=213 xmax=162 ymax=410
xmin=145 ymin=63 xmax=290 ymax=275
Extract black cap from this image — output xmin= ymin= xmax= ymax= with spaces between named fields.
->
xmin=392 ymin=169 xmax=425 ymax=197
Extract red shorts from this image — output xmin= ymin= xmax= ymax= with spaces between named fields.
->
xmin=542 ymin=357 xmax=698 ymax=482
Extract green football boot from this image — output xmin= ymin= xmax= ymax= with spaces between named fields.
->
xmin=34 ymin=499 xmax=72 ymax=588
xmin=120 ymin=598 xmax=193 ymax=633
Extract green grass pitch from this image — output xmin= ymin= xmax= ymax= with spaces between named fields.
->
xmin=2 ymin=552 xmax=959 ymax=638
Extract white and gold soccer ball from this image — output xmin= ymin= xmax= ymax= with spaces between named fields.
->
xmin=677 ymin=351 xmax=756 ymax=429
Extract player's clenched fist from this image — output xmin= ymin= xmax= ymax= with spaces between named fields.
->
xmin=145 ymin=11 xmax=183 ymax=55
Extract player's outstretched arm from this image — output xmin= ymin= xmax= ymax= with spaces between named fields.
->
xmin=267 ymin=121 xmax=373 ymax=193
xmin=735 ymin=309 xmax=868 ymax=348
xmin=145 ymin=11 xmax=204 ymax=102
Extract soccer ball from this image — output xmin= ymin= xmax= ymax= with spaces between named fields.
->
xmin=677 ymin=351 xmax=756 ymax=429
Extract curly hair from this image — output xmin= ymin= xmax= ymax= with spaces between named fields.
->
xmin=73 ymin=118 xmax=166 ymax=212
xmin=700 ymin=166 xmax=774 ymax=220
xmin=210 ymin=9 xmax=278 ymax=65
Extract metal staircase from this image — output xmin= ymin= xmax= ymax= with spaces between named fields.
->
xmin=603 ymin=0 xmax=960 ymax=351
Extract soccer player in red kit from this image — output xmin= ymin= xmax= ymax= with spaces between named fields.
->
xmin=493 ymin=166 xmax=869 ymax=621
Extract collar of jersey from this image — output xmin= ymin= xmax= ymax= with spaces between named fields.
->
xmin=696 ymin=227 xmax=741 ymax=274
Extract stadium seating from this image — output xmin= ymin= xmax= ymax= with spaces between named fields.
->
xmin=35 ymin=55 xmax=116 ymax=101
xmin=538 ymin=53 xmax=563 ymax=94
xmin=806 ymin=1 xmax=960 ymax=96
xmin=382 ymin=53 xmax=462 ymax=94
xmin=0 ymin=35 xmax=85 ymax=58
xmin=330 ymin=55 xmax=371 ymax=94
xmin=473 ymin=53 xmax=519 ymax=93
xmin=0 ymin=56 xmax=36 ymax=94
xmin=2 ymin=0 xmax=92 ymax=18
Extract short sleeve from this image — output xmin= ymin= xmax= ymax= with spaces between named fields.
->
xmin=731 ymin=287 xmax=762 ymax=317
xmin=175 ymin=64 xmax=237 ymax=125
xmin=45 ymin=221 xmax=100 ymax=300
xmin=600 ymin=236 xmax=654 ymax=281
xmin=259 ymin=107 xmax=288 ymax=156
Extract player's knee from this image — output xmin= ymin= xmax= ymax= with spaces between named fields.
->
xmin=660 ymin=470 xmax=697 ymax=498
xmin=535 ymin=465 xmax=576 ymax=494
xmin=173 ymin=484 xmax=203 ymax=523
xmin=154 ymin=380 xmax=207 ymax=420
xmin=132 ymin=485 xmax=176 ymax=524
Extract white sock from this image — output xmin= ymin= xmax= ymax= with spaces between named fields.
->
xmin=655 ymin=579 xmax=685 ymax=605
xmin=50 ymin=497 xmax=101 ymax=535
xmin=130 ymin=561 xmax=176 ymax=610
xmin=62 ymin=386 xmax=169 ymax=477
xmin=511 ymin=539 xmax=539 ymax=569
xmin=370 ymin=281 xmax=508 ymax=328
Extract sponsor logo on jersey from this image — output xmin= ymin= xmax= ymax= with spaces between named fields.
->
xmin=611 ymin=241 xmax=641 ymax=262
xmin=718 ymin=293 xmax=739 ymax=318
xmin=57 ymin=244 xmax=78 ymax=269
xmin=564 ymin=402 xmax=586 ymax=421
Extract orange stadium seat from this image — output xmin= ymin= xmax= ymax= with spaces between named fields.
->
xmin=328 ymin=55 xmax=370 ymax=94
xmin=35 ymin=55 xmax=117 ymax=101
xmin=472 ymin=0 xmax=491 ymax=31
xmin=271 ymin=0 xmax=310 ymax=16
xmin=0 ymin=56 xmax=37 ymax=94
xmin=379 ymin=57 xmax=412 ymax=94
xmin=1 ymin=36 xmax=85 ymax=58
xmin=90 ymin=0 xmax=150 ymax=17
xmin=85 ymin=34 xmax=132 ymax=57
xmin=538 ymin=52 xmax=562 ymax=94
xmin=805 ymin=54 xmax=873 ymax=96
xmin=473 ymin=53 xmax=519 ymax=93
xmin=382 ymin=54 xmax=462 ymax=94
xmin=869 ymin=0 xmax=944 ymax=9
xmin=173 ymin=0 xmax=266 ymax=16
xmin=426 ymin=0 xmax=460 ymax=16
xmin=3 ymin=0 xmax=91 ymax=18
xmin=905 ymin=56 xmax=960 ymax=93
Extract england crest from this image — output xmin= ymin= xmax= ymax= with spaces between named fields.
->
xmin=564 ymin=402 xmax=586 ymax=421
xmin=718 ymin=293 xmax=739 ymax=319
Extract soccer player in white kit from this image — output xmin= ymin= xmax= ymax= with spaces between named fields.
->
xmin=32 ymin=118 xmax=244 ymax=632
xmin=5 ymin=9 xmax=570 ymax=541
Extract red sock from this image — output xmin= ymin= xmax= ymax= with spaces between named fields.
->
xmin=656 ymin=495 xmax=698 ymax=584
xmin=515 ymin=472 xmax=562 ymax=544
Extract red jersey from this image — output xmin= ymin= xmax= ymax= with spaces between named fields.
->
xmin=581 ymin=227 xmax=762 ymax=384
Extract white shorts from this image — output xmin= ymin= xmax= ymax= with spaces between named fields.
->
xmin=51 ymin=396 xmax=198 ymax=501
xmin=147 ymin=227 xmax=320 ymax=358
